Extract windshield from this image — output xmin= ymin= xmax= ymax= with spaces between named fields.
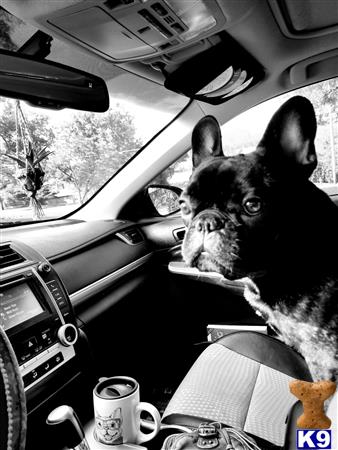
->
xmin=0 ymin=8 xmax=187 ymax=225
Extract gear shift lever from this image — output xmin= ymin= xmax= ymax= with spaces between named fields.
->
xmin=47 ymin=405 xmax=90 ymax=450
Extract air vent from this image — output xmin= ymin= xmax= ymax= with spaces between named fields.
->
xmin=116 ymin=229 xmax=144 ymax=245
xmin=0 ymin=245 xmax=26 ymax=269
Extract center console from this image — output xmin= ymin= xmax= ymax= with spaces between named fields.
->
xmin=1 ymin=240 xmax=179 ymax=450
xmin=0 ymin=240 xmax=79 ymax=392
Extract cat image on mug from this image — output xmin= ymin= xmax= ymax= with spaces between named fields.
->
xmin=93 ymin=376 xmax=161 ymax=445
xmin=94 ymin=407 xmax=123 ymax=445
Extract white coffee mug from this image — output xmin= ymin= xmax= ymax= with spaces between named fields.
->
xmin=93 ymin=376 xmax=161 ymax=445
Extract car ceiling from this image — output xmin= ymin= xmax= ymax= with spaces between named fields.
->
xmin=2 ymin=0 xmax=338 ymax=125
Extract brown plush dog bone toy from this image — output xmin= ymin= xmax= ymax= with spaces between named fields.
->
xmin=289 ymin=380 xmax=336 ymax=429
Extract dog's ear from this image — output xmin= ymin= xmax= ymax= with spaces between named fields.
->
xmin=192 ymin=116 xmax=223 ymax=168
xmin=259 ymin=96 xmax=317 ymax=178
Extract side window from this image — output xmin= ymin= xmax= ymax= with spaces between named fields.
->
xmin=152 ymin=151 xmax=192 ymax=190
xmin=221 ymin=78 xmax=338 ymax=188
xmin=148 ymin=152 xmax=192 ymax=216
xmin=148 ymin=77 xmax=338 ymax=216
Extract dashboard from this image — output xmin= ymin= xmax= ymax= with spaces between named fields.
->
xmin=0 ymin=218 xmax=175 ymax=425
xmin=2 ymin=219 xmax=152 ymax=294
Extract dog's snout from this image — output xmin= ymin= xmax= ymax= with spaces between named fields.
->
xmin=195 ymin=210 xmax=224 ymax=234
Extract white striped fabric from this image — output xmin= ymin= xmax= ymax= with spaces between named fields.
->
xmin=244 ymin=365 xmax=296 ymax=445
xmin=162 ymin=343 xmax=297 ymax=447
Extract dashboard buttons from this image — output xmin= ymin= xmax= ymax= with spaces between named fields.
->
xmin=19 ymin=352 xmax=32 ymax=364
xmin=57 ymin=324 xmax=78 ymax=347
xmin=23 ymin=366 xmax=42 ymax=386
xmin=62 ymin=311 xmax=70 ymax=321
xmin=51 ymin=352 xmax=64 ymax=366
xmin=55 ymin=297 xmax=67 ymax=308
xmin=19 ymin=337 xmax=39 ymax=361
xmin=46 ymin=280 xmax=69 ymax=309
xmin=40 ymin=328 xmax=53 ymax=346
xmin=22 ymin=336 xmax=38 ymax=353
xmin=22 ymin=351 xmax=64 ymax=387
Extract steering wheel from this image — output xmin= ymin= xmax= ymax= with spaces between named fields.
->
xmin=0 ymin=325 xmax=26 ymax=450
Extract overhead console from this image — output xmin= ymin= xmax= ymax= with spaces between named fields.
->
xmin=0 ymin=240 xmax=78 ymax=393
xmin=45 ymin=0 xmax=226 ymax=63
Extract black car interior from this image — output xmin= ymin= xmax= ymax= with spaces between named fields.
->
xmin=1 ymin=0 xmax=338 ymax=449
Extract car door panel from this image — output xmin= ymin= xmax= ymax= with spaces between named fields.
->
xmin=139 ymin=214 xmax=264 ymax=343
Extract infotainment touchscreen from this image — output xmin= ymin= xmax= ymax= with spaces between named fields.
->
xmin=0 ymin=283 xmax=44 ymax=330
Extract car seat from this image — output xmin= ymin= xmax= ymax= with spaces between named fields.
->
xmin=162 ymin=331 xmax=317 ymax=449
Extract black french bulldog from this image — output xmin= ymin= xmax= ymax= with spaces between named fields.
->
xmin=180 ymin=96 xmax=338 ymax=382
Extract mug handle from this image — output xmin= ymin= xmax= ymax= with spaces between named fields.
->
xmin=135 ymin=402 xmax=161 ymax=444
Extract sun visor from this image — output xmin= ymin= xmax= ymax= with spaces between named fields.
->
xmin=163 ymin=35 xmax=264 ymax=105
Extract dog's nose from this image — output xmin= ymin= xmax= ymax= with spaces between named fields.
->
xmin=195 ymin=211 xmax=224 ymax=233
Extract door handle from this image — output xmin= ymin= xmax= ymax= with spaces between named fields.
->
xmin=172 ymin=228 xmax=185 ymax=241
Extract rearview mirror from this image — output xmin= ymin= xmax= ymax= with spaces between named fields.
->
xmin=0 ymin=50 xmax=109 ymax=112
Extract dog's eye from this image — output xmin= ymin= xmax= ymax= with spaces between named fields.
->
xmin=179 ymin=201 xmax=191 ymax=215
xmin=243 ymin=197 xmax=262 ymax=215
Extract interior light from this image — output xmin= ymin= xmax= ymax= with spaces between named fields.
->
xmin=163 ymin=0 xmax=216 ymax=41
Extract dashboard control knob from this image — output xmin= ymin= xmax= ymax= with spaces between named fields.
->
xmin=38 ymin=262 xmax=51 ymax=273
xmin=57 ymin=324 xmax=78 ymax=347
